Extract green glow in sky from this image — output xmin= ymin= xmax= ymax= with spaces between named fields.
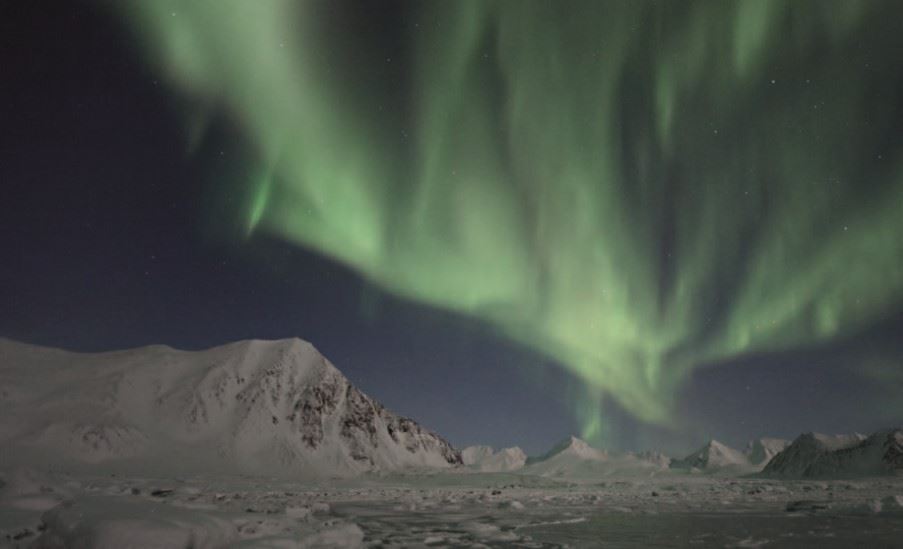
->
xmin=117 ymin=1 xmax=903 ymax=435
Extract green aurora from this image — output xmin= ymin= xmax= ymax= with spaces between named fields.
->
xmin=116 ymin=1 xmax=903 ymax=438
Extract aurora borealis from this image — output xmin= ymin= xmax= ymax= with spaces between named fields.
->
xmin=109 ymin=0 xmax=903 ymax=439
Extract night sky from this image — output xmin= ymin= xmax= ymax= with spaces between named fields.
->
xmin=2 ymin=1 xmax=903 ymax=456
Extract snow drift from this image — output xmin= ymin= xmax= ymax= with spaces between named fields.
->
xmin=0 ymin=338 xmax=461 ymax=477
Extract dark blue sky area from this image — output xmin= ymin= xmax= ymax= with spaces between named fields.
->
xmin=2 ymin=2 xmax=901 ymax=456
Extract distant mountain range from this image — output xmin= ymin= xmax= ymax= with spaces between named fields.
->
xmin=2 ymin=337 xmax=900 ymax=480
xmin=518 ymin=436 xmax=670 ymax=478
xmin=669 ymin=438 xmax=790 ymax=473
xmin=668 ymin=430 xmax=903 ymax=479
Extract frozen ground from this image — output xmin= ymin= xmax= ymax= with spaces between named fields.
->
xmin=2 ymin=469 xmax=903 ymax=548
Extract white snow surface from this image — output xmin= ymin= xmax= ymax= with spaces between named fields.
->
xmin=461 ymin=445 xmax=527 ymax=472
xmin=0 ymin=338 xmax=460 ymax=478
xmin=3 ymin=468 xmax=903 ymax=548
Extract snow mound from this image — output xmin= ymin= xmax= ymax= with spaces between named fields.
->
xmin=762 ymin=429 xmax=902 ymax=478
xmin=461 ymin=445 xmax=526 ymax=472
xmin=0 ymin=467 xmax=71 ymax=512
xmin=524 ymin=437 xmax=668 ymax=478
xmin=744 ymin=438 xmax=790 ymax=467
xmin=0 ymin=338 xmax=461 ymax=478
xmin=670 ymin=440 xmax=751 ymax=472
xmin=33 ymin=497 xmax=237 ymax=549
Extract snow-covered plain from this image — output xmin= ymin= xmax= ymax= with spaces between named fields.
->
xmin=2 ymin=338 xmax=903 ymax=547
xmin=3 ymin=468 xmax=903 ymax=548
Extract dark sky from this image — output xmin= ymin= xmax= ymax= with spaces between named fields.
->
xmin=2 ymin=1 xmax=903 ymax=457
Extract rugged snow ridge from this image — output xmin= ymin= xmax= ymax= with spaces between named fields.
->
xmin=0 ymin=337 xmax=461 ymax=477
xmin=461 ymin=445 xmax=527 ymax=472
xmin=762 ymin=429 xmax=901 ymax=478
xmin=670 ymin=440 xmax=751 ymax=472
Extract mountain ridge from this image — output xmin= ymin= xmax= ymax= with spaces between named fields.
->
xmin=762 ymin=429 xmax=901 ymax=478
xmin=670 ymin=439 xmax=751 ymax=472
xmin=0 ymin=337 xmax=461 ymax=477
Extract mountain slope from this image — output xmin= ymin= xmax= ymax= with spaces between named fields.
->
xmin=762 ymin=430 xmax=901 ymax=478
xmin=0 ymin=338 xmax=461 ymax=477
xmin=745 ymin=438 xmax=790 ymax=467
xmin=670 ymin=440 xmax=751 ymax=472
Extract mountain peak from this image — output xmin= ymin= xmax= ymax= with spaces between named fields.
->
xmin=548 ymin=436 xmax=599 ymax=457
xmin=0 ymin=337 xmax=461 ymax=478
xmin=529 ymin=436 xmax=607 ymax=465
xmin=670 ymin=439 xmax=749 ymax=471
xmin=563 ymin=435 xmax=591 ymax=451
xmin=763 ymin=428 xmax=902 ymax=478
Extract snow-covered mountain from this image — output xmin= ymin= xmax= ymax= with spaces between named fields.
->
xmin=523 ymin=436 xmax=669 ymax=478
xmin=461 ymin=445 xmax=494 ymax=465
xmin=744 ymin=438 xmax=790 ymax=467
xmin=762 ymin=429 xmax=901 ymax=478
xmin=461 ymin=445 xmax=526 ymax=472
xmin=670 ymin=440 xmax=751 ymax=472
xmin=0 ymin=338 xmax=461 ymax=477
